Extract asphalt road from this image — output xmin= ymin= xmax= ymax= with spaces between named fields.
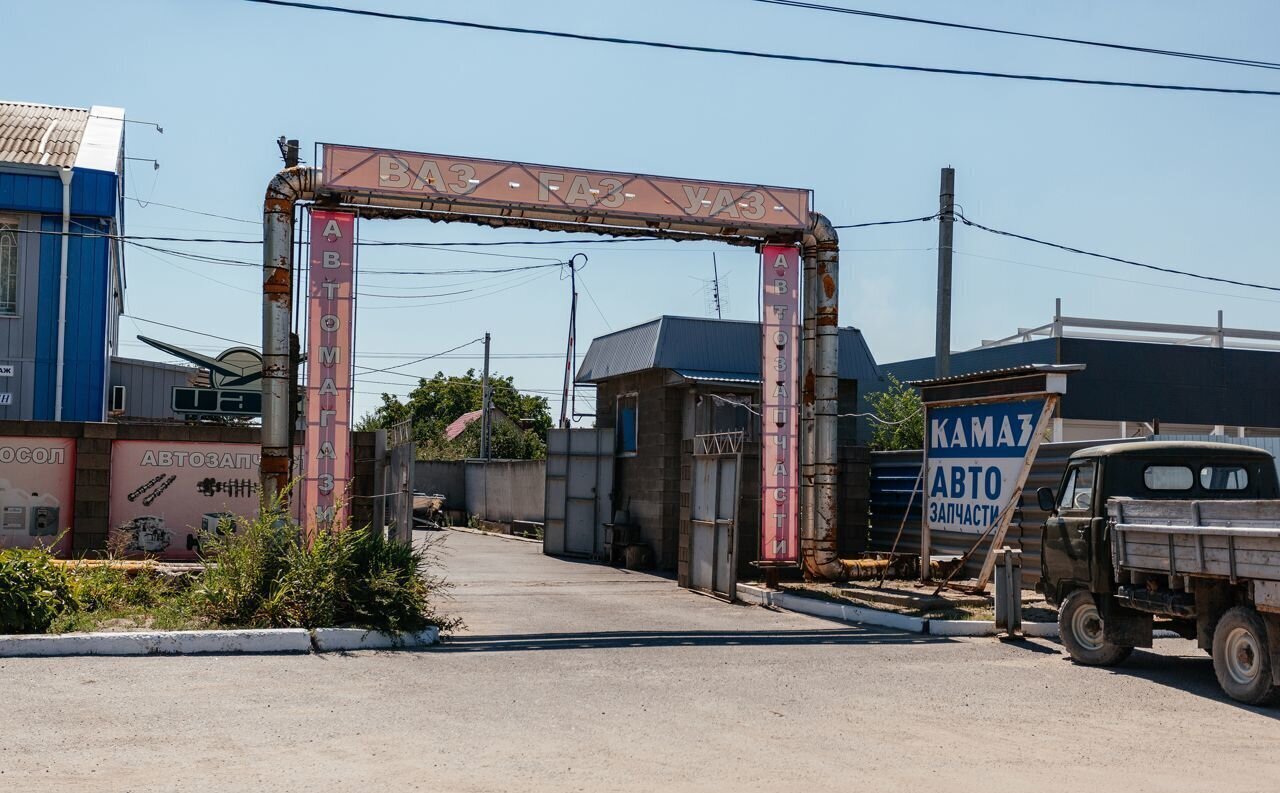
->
xmin=3 ymin=528 xmax=1279 ymax=792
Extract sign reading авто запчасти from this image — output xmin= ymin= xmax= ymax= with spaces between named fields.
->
xmin=925 ymin=399 xmax=1046 ymax=535
xmin=320 ymin=144 xmax=810 ymax=231
xmin=759 ymin=245 xmax=800 ymax=564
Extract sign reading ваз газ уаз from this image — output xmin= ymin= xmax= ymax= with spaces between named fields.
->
xmin=926 ymin=399 xmax=1046 ymax=535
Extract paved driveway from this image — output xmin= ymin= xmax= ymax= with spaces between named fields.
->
xmin=2 ymin=528 xmax=1278 ymax=792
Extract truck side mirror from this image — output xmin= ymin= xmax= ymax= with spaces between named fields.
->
xmin=1037 ymin=487 xmax=1056 ymax=512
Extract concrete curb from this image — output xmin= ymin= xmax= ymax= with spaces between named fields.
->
xmin=445 ymin=526 xmax=542 ymax=544
xmin=312 ymin=627 xmax=440 ymax=652
xmin=736 ymin=583 xmax=1060 ymax=639
xmin=0 ymin=626 xmax=441 ymax=657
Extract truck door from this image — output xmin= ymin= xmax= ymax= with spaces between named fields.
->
xmin=1044 ymin=459 xmax=1096 ymax=588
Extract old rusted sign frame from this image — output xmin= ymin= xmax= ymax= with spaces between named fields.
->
xmin=319 ymin=143 xmax=811 ymax=236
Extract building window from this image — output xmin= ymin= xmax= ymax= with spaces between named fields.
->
xmin=695 ymin=393 xmax=757 ymax=440
xmin=617 ymin=393 xmax=638 ymax=455
xmin=0 ymin=219 xmax=17 ymax=316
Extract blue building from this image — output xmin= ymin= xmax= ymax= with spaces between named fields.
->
xmin=0 ymin=100 xmax=126 ymax=421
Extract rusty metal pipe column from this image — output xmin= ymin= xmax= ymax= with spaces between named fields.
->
xmin=813 ymin=214 xmax=840 ymax=572
xmin=261 ymin=167 xmax=319 ymax=501
xmin=799 ymin=244 xmax=817 ymax=574
xmin=801 ymin=214 xmax=841 ymax=578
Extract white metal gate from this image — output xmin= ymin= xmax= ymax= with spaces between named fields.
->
xmin=689 ymin=432 xmax=742 ymax=598
xmin=544 ymin=428 xmax=614 ymax=558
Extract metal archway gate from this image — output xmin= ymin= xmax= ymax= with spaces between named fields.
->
xmin=259 ymin=143 xmax=852 ymax=579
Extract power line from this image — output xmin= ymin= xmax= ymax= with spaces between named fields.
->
xmin=124 ymin=196 xmax=259 ymax=224
xmin=238 ymin=0 xmax=1280 ymax=96
xmin=747 ymin=1 xmax=1280 ymax=71
xmin=355 ymin=337 xmax=483 ymax=376
xmin=955 ymin=212 xmax=1280 ymax=294
xmin=952 ymin=249 xmax=1280 ymax=306
xmin=835 ymin=214 xmax=937 ymax=229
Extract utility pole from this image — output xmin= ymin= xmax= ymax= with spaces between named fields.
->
xmin=480 ymin=331 xmax=492 ymax=460
xmin=559 ymin=255 xmax=583 ymax=428
xmin=935 ymin=167 xmax=955 ymax=378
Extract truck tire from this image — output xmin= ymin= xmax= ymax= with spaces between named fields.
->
xmin=1059 ymin=589 xmax=1133 ymax=666
xmin=1212 ymin=607 xmax=1279 ymax=706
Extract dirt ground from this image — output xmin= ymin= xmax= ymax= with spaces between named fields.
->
xmin=2 ymin=529 xmax=1278 ymax=793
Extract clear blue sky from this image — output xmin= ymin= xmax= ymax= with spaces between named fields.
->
xmin=7 ymin=0 xmax=1278 ymax=421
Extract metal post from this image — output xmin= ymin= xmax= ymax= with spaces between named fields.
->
xmin=935 ymin=167 xmax=955 ymax=378
xmin=995 ymin=546 xmax=1023 ymax=636
xmin=480 ymin=331 xmax=492 ymax=460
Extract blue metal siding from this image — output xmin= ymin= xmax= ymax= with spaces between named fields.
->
xmin=0 ymin=171 xmax=63 ymax=214
xmin=70 ymin=169 xmax=118 ymax=217
xmin=33 ymin=216 xmax=109 ymax=420
xmin=0 ymin=169 xmax=117 ymax=217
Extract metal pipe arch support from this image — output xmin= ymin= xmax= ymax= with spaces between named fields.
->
xmin=801 ymin=214 xmax=848 ymax=580
xmin=262 ymin=166 xmax=321 ymax=500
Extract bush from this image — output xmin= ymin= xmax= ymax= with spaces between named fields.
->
xmin=192 ymin=498 xmax=450 ymax=633
xmin=0 ymin=547 xmax=77 ymax=633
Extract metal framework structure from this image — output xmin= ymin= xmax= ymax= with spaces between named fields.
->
xmin=979 ymin=298 xmax=1280 ymax=352
xmin=259 ymin=147 xmax=859 ymax=579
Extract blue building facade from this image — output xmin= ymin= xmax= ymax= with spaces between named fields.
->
xmin=0 ymin=101 xmax=125 ymax=421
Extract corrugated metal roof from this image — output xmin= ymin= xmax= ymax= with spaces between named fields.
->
xmin=0 ymin=101 xmax=90 ymax=168
xmin=576 ymin=315 xmax=882 ymax=384
xmin=907 ymin=363 xmax=1085 ymax=388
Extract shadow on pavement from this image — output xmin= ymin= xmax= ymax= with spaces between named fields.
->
xmin=435 ymin=627 xmax=948 ymax=653
xmin=1096 ymin=649 xmax=1280 ymax=720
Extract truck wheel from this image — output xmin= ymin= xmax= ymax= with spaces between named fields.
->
xmin=1059 ymin=589 xmax=1133 ymax=666
xmin=1212 ymin=607 xmax=1279 ymax=706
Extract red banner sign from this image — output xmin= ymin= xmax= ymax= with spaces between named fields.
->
xmin=303 ymin=209 xmax=356 ymax=530
xmin=321 ymin=144 xmax=811 ymax=231
xmin=760 ymin=245 xmax=800 ymax=564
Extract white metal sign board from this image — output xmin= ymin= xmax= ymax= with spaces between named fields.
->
xmin=926 ymin=398 xmax=1046 ymax=535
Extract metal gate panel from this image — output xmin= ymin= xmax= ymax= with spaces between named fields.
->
xmin=544 ymin=428 xmax=613 ymax=558
xmin=688 ymin=432 xmax=742 ymax=599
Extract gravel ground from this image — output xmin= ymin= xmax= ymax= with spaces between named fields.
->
xmin=2 ymin=528 xmax=1278 ymax=792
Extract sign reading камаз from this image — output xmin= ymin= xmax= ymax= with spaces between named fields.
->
xmin=926 ymin=399 xmax=1046 ymax=535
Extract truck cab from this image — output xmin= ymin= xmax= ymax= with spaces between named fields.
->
xmin=1038 ymin=441 xmax=1279 ymax=606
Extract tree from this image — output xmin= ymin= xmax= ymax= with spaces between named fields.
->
xmin=865 ymin=374 xmax=924 ymax=451
xmin=356 ymin=369 xmax=552 ymax=460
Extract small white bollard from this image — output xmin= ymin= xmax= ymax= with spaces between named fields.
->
xmin=994 ymin=546 xmax=1023 ymax=637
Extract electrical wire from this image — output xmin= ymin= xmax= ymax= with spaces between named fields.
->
xmin=955 ymin=212 xmax=1280 ymax=293
xmin=747 ymin=1 xmax=1280 ymax=71
xmin=835 ymin=214 xmax=936 ymax=229
xmin=353 ymin=337 xmax=483 ymax=376
xmin=237 ymin=0 xmax=1280 ymax=96
xmin=124 ymin=196 xmax=258 ymax=224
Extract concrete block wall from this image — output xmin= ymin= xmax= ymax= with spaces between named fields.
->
xmin=596 ymin=371 xmax=684 ymax=571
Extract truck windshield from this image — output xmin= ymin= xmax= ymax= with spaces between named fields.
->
xmin=1059 ymin=462 xmax=1096 ymax=510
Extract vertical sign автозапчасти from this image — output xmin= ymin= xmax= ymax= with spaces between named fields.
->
xmin=304 ymin=209 xmax=356 ymax=529
xmin=760 ymin=245 xmax=800 ymax=564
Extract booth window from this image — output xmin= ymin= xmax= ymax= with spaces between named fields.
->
xmin=0 ymin=220 xmax=17 ymax=315
xmin=616 ymin=393 xmax=638 ymax=455
xmin=696 ymin=393 xmax=757 ymax=440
